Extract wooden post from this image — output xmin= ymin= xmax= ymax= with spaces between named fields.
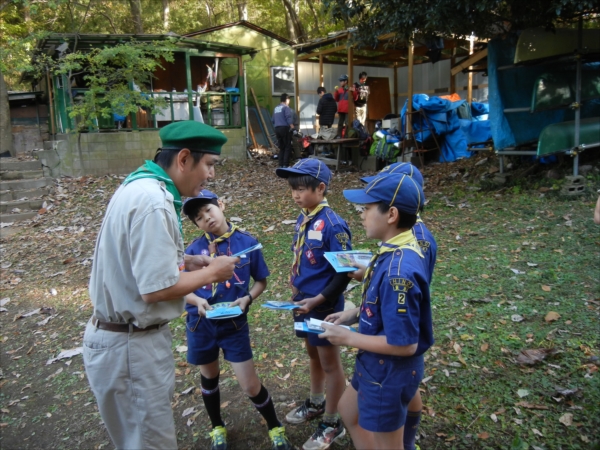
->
xmin=319 ymin=54 xmax=324 ymax=87
xmin=393 ymin=63 xmax=398 ymax=114
xmin=467 ymin=35 xmax=474 ymax=104
xmin=450 ymin=47 xmax=456 ymax=94
xmin=250 ymin=87 xmax=278 ymax=150
xmin=407 ymin=41 xmax=414 ymax=136
xmin=347 ymin=45 xmax=354 ymax=125
xmin=248 ymin=121 xmax=258 ymax=149
xmin=46 ymin=69 xmax=56 ymax=135
xmin=294 ymin=49 xmax=300 ymax=122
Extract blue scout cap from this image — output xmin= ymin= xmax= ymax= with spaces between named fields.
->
xmin=159 ymin=121 xmax=227 ymax=155
xmin=344 ymin=173 xmax=424 ymax=214
xmin=276 ymin=158 xmax=332 ymax=186
xmin=339 ymin=74 xmax=349 ymax=81
xmin=361 ymin=162 xmax=424 ymax=187
xmin=182 ymin=189 xmax=219 ymax=216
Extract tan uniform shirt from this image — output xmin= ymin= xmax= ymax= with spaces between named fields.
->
xmin=89 ymin=178 xmax=184 ymax=328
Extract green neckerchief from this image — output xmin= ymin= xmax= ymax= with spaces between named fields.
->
xmin=124 ymin=160 xmax=183 ymax=236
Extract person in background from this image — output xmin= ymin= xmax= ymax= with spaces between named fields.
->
xmin=350 ymin=72 xmax=369 ymax=126
xmin=316 ymin=87 xmax=337 ymax=133
xmin=273 ymin=93 xmax=295 ymax=169
xmin=333 ymin=75 xmax=350 ymax=138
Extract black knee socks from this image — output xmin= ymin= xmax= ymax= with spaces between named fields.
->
xmin=249 ymin=385 xmax=281 ymax=430
xmin=201 ymin=374 xmax=224 ymax=428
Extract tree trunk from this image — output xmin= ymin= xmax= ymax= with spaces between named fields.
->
xmin=162 ymin=0 xmax=170 ymax=31
xmin=205 ymin=1 xmax=213 ymax=26
xmin=0 ymin=69 xmax=14 ymax=156
xmin=128 ymin=0 xmax=143 ymax=34
xmin=237 ymin=1 xmax=248 ymax=21
xmin=305 ymin=0 xmax=320 ymax=35
xmin=281 ymin=0 xmax=305 ymax=43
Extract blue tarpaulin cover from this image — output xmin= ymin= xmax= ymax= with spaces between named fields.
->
xmin=487 ymin=36 xmax=600 ymax=151
xmin=401 ymin=94 xmax=471 ymax=162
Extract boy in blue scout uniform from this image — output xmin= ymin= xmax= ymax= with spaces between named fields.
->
xmin=319 ymin=172 xmax=434 ymax=450
xmin=361 ymin=162 xmax=437 ymax=450
xmin=276 ymin=159 xmax=352 ymax=450
xmin=182 ymin=190 xmax=291 ymax=450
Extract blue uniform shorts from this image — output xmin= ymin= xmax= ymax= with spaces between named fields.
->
xmin=351 ymin=352 xmax=424 ymax=432
xmin=186 ymin=312 xmax=253 ymax=365
xmin=293 ymin=291 xmax=343 ymax=347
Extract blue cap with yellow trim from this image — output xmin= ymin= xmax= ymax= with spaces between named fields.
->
xmin=361 ymin=162 xmax=424 ymax=187
xmin=343 ymin=173 xmax=424 ymax=214
xmin=182 ymin=189 xmax=218 ymax=216
xmin=276 ymin=158 xmax=332 ymax=186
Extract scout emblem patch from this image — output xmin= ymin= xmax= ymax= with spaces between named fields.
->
xmin=305 ymin=249 xmax=317 ymax=265
xmin=313 ymin=219 xmax=325 ymax=231
xmin=335 ymin=232 xmax=350 ymax=250
xmin=390 ymin=278 xmax=414 ymax=292
xmin=418 ymin=240 xmax=430 ymax=252
xmin=365 ymin=307 xmax=373 ymax=318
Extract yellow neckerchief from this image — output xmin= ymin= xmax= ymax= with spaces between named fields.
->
xmin=361 ymin=229 xmax=423 ymax=305
xmin=291 ymin=199 xmax=329 ymax=281
xmin=206 ymin=223 xmax=238 ymax=295
xmin=416 ymin=213 xmax=423 ymax=223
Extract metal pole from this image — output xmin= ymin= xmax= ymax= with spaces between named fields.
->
xmin=185 ymin=52 xmax=194 ymax=121
xmin=573 ymin=16 xmax=582 ymax=176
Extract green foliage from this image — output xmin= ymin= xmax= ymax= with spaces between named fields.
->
xmin=323 ymin=0 xmax=600 ymax=46
xmin=49 ymin=40 xmax=176 ymax=131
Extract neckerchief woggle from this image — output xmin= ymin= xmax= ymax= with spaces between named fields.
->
xmin=361 ymin=229 xmax=423 ymax=306
xmin=124 ymin=160 xmax=183 ymax=236
xmin=291 ymin=199 xmax=329 ymax=282
xmin=206 ymin=223 xmax=238 ymax=296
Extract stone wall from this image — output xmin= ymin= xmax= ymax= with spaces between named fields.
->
xmin=38 ymin=128 xmax=247 ymax=177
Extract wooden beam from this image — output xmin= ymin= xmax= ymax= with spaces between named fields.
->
xmin=297 ymin=44 xmax=347 ymax=61
xmin=348 ymin=46 xmax=354 ymax=125
xmin=294 ymin=48 xmax=300 ymax=120
xmin=393 ymin=64 xmax=398 ymax=114
xmin=319 ymin=54 xmax=324 ymax=87
xmin=467 ymin=35 xmax=474 ymax=104
xmin=407 ymin=41 xmax=414 ymax=134
xmin=450 ymin=47 xmax=456 ymax=94
xmin=451 ymin=47 xmax=487 ymax=76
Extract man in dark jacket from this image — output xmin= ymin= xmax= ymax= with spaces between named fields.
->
xmin=272 ymin=93 xmax=295 ymax=168
xmin=316 ymin=87 xmax=337 ymax=131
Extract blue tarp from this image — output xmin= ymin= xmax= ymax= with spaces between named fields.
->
xmin=401 ymin=94 xmax=471 ymax=162
xmin=487 ymin=36 xmax=600 ymax=151
xmin=460 ymin=119 xmax=492 ymax=145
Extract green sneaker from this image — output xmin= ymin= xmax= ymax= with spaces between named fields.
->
xmin=209 ymin=425 xmax=228 ymax=450
xmin=269 ymin=426 xmax=293 ymax=450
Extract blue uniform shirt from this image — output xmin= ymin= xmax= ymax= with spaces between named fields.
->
xmin=291 ymin=207 xmax=352 ymax=297
xmin=413 ymin=219 xmax=437 ymax=284
xmin=272 ymin=103 xmax=293 ymax=127
xmin=359 ymin=246 xmax=433 ymax=358
xmin=184 ymin=226 xmax=270 ymax=317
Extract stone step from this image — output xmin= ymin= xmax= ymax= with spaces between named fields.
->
xmin=0 ymin=170 xmax=45 ymax=181
xmin=0 ymin=177 xmax=54 ymax=192
xmin=0 ymin=210 xmax=39 ymax=223
xmin=0 ymin=198 xmax=45 ymax=214
xmin=0 ymin=187 xmax=50 ymax=202
xmin=0 ymin=160 xmax=43 ymax=172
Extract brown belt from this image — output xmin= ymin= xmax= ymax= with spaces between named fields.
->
xmin=91 ymin=316 xmax=166 ymax=333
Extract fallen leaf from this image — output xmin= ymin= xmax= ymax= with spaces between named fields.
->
xmin=542 ymin=285 xmax=551 ymax=292
xmin=515 ymin=401 xmax=549 ymax=410
xmin=264 ymin=225 xmax=275 ymax=232
xmin=182 ymin=407 xmax=196 ymax=417
xmin=559 ymin=413 xmax=573 ymax=426
xmin=481 ymin=343 xmax=489 ymax=352
xmin=46 ymin=347 xmax=83 ymax=365
xmin=516 ymin=348 xmax=558 ymax=365
xmin=517 ymin=389 xmax=530 ymax=398
xmin=281 ymin=220 xmax=296 ymax=225
xmin=545 ymin=311 xmax=560 ymax=322
xmin=490 ymin=413 xmax=498 ymax=423
xmin=176 ymin=346 xmax=188 ymax=353
xmin=477 ymin=432 xmax=490 ymax=439
xmin=220 ymin=401 xmax=230 ymax=408
xmin=230 ymin=217 xmax=243 ymax=223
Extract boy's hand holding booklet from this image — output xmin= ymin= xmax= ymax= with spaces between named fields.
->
xmin=261 ymin=300 xmax=300 ymax=311
xmin=205 ymin=302 xmax=243 ymax=319
xmin=324 ymin=251 xmax=372 ymax=273
xmin=294 ymin=318 xmax=356 ymax=334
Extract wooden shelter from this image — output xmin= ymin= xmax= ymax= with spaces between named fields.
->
xmin=292 ymin=30 xmax=485 ymax=130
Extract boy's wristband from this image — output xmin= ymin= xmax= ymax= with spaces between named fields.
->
xmin=247 ymin=293 xmax=253 ymax=304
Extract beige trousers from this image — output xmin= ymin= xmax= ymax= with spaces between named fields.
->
xmin=83 ymin=321 xmax=177 ymax=450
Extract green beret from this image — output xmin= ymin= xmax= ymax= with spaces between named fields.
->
xmin=159 ymin=121 xmax=227 ymax=155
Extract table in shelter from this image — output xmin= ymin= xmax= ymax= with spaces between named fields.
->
xmin=308 ymin=138 xmax=360 ymax=171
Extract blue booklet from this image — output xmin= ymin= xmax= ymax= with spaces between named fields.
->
xmin=205 ymin=302 xmax=243 ymax=319
xmin=294 ymin=318 xmax=356 ymax=334
xmin=324 ymin=251 xmax=373 ymax=273
xmin=231 ymin=243 xmax=263 ymax=258
xmin=261 ymin=301 xmax=300 ymax=311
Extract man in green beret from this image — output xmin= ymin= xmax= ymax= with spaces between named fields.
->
xmin=83 ymin=121 xmax=239 ymax=449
